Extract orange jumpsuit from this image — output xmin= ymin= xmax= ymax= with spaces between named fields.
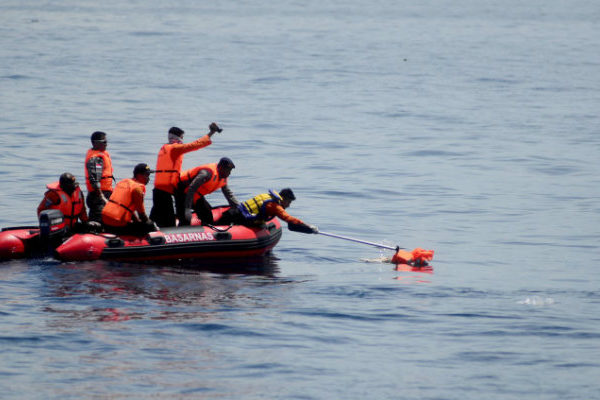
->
xmin=264 ymin=202 xmax=304 ymax=225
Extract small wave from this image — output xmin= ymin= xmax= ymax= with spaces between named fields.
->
xmin=530 ymin=163 xmax=580 ymax=175
xmin=252 ymin=76 xmax=289 ymax=84
xmin=517 ymin=296 xmax=555 ymax=306
xmin=404 ymin=150 xmax=468 ymax=158
xmin=555 ymin=362 xmax=600 ymax=368
xmin=476 ymin=77 xmax=520 ymax=85
xmin=2 ymin=74 xmax=31 ymax=80
xmin=129 ymin=31 xmax=171 ymax=37
xmin=288 ymin=309 xmax=387 ymax=323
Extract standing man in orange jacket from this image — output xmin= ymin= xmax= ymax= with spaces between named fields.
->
xmin=84 ymin=131 xmax=114 ymax=222
xmin=149 ymin=122 xmax=222 ymax=227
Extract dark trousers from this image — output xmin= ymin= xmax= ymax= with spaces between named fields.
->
xmin=175 ymin=194 xmax=214 ymax=227
xmin=86 ymin=190 xmax=112 ymax=223
xmin=193 ymin=195 xmax=214 ymax=225
xmin=174 ymin=187 xmax=187 ymax=226
xmin=215 ymin=207 xmax=248 ymax=226
xmin=150 ymin=188 xmax=176 ymax=227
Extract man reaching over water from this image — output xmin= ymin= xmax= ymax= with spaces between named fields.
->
xmin=215 ymin=188 xmax=318 ymax=233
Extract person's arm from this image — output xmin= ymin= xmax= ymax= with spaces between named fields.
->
xmin=171 ymin=135 xmax=212 ymax=159
xmin=131 ymin=186 xmax=149 ymax=222
xmin=265 ymin=202 xmax=318 ymax=233
xmin=78 ymin=191 xmax=89 ymax=223
xmin=171 ymin=123 xmax=222 ymax=158
xmin=37 ymin=191 xmax=60 ymax=216
xmin=184 ymin=169 xmax=211 ymax=210
xmin=265 ymin=202 xmax=305 ymax=225
xmin=86 ymin=156 xmax=109 ymax=203
xmin=86 ymin=156 xmax=103 ymax=191
xmin=220 ymin=184 xmax=239 ymax=207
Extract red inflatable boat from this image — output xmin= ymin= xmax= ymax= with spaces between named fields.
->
xmin=1 ymin=207 xmax=282 ymax=263
xmin=55 ymin=219 xmax=282 ymax=262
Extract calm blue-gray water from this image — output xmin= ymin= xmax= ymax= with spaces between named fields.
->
xmin=1 ymin=1 xmax=599 ymax=399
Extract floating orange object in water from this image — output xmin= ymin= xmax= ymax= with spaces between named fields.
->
xmin=292 ymin=226 xmax=435 ymax=268
xmin=391 ymin=248 xmax=434 ymax=266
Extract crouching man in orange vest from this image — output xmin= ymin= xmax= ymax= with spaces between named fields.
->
xmin=37 ymin=172 xmax=94 ymax=232
xmin=102 ymin=163 xmax=157 ymax=236
xmin=177 ymin=157 xmax=238 ymax=226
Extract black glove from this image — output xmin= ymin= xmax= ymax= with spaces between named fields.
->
xmin=288 ymin=222 xmax=318 ymax=234
xmin=209 ymin=122 xmax=222 ymax=134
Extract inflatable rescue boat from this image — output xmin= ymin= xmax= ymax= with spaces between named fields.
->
xmin=1 ymin=207 xmax=282 ymax=263
xmin=55 ymin=219 xmax=282 ymax=262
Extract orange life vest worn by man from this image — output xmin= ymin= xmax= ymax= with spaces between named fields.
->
xmin=102 ymin=163 xmax=156 ymax=236
xmin=84 ymin=131 xmax=114 ymax=222
xmin=178 ymin=157 xmax=238 ymax=226
xmin=149 ymin=123 xmax=222 ymax=227
xmin=37 ymin=172 xmax=90 ymax=231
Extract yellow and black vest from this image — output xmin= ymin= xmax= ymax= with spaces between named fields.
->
xmin=239 ymin=191 xmax=282 ymax=221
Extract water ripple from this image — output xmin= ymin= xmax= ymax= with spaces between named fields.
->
xmin=2 ymin=74 xmax=32 ymax=80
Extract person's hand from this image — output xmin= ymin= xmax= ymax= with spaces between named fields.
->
xmin=146 ymin=219 xmax=159 ymax=231
xmin=85 ymin=221 xmax=102 ymax=233
xmin=287 ymin=222 xmax=318 ymax=234
xmin=209 ymin=122 xmax=222 ymax=134
xmin=184 ymin=208 xmax=193 ymax=223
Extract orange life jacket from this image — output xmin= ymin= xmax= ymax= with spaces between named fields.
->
xmin=154 ymin=143 xmax=182 ymax=194
xmin=84 ymin=149 xmax=114 ymax=192
xmin=102 ymin=179 xmax=146 ymax=226
xmin=44 ymin=182 xmax=85 ymax=228
xmin=181 ymin=163 xmax=227 ymax=202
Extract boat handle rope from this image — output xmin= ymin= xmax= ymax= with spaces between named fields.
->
xmin=207 ymin=224 xmax=234 ymax=232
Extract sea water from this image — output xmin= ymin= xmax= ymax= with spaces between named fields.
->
xmin=1 ymin=1 xmax=599 ymax=399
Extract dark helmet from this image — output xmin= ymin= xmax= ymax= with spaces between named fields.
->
xmin=217 ymin=157 xmax=235 ymax=169
xmin=59 ymin=172 xmax=78 ymax=195
xmin=168 ymin=127 xmax=184 ymax=137
xmin=279 ymin=188 xmax=296 ymax=201
xmin=91 ymin=131 xmax=107 ymax=143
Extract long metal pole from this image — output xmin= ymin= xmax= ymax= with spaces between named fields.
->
xmin=317 ymin=231 xmax=401 ymax=251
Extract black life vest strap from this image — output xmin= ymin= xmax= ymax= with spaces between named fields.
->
xmin=109 ymin=199 xmax=133 ymax=214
